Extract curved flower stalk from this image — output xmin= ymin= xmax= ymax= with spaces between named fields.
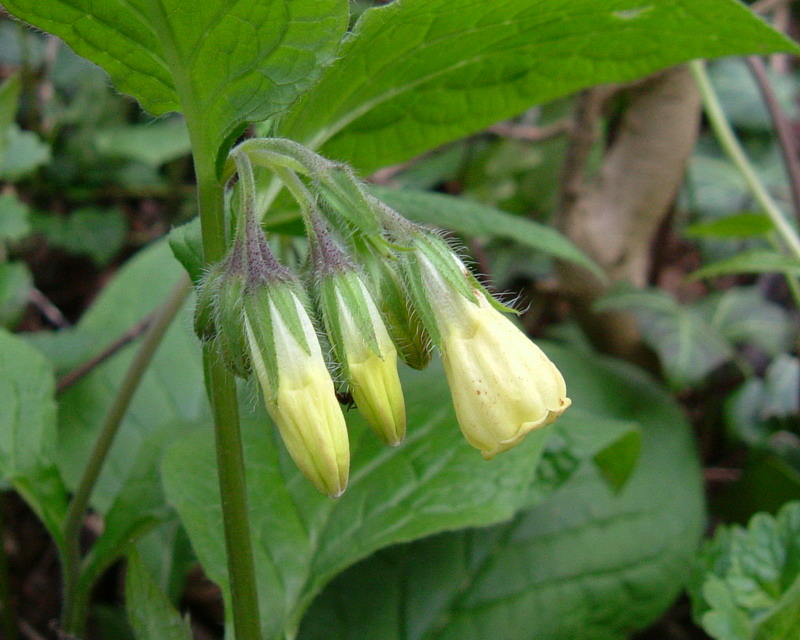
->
xmin=409 ymin=238 xmax=571 ymax=459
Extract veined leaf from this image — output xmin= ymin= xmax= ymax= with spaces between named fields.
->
xmin=4 ymin=0 xmax=349 ymax=158
xmin=299 ymin=345 xmax=705 ymax=640
xmin=277 ymin=0 xmax=799 ymax=173
xmin=369 ymin=186 xmax=603 ymax=279
xmin=162 ymin=358 xmax=554 ymax=640
xmin=691 ymin=502 xmax=800 ymax=640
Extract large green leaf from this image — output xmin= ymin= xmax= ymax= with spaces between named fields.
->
xmin=162 ymin=359 xmax=553 ymax=640
xmin=162 ymin=347 xmax=646 ymax=640
xmin=0 ymin=329 xmax=68 ymax=552
xmin=276 ymin=0 xmax=799 ymax=173
xmin=299 ymin=345 xmax=706 ymax=640
xmin=369 ymin=186 xmax=603 ymax=279
xmin=4 ymin=0 xmax=349 ymax=157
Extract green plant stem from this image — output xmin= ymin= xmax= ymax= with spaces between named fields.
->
xmin=690 ymin=60 xmax=800 ymax=261
xmin=60 ymin=275 xmax=191 ymax=635
xmin=193 ymin=139 xmax=262 ymax=640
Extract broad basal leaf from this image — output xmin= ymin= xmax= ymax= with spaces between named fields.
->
xmin=5 ymin=0 xmax=349 ymax=157
xmin=277 ymin=0 xmax=799 ymax=173
xmin=299 ymin=344 xmax=705 ymax=640
xmin=163 ymin=341 xmax=650 ymax=640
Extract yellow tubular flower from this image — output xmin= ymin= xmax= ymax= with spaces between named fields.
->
xmin=421 ymin=254 xmax=571 ymax=459
xmin=245 ymin=293 xmax=349 ymax=497
xmin=337 ymin=282 xmax=406 ymax=446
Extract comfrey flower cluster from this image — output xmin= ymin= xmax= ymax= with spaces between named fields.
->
xmin=194 ymin=141 xmax=571 ymax=497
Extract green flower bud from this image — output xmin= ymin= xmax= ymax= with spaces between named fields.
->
xmin=245 ymin=283 xmax=350 ymax=497
xmin=318 ymin=271 xmax=406 ymax=446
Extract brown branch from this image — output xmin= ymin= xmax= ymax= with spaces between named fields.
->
xmin=747 ymin=56 xmax=800 ymax=227
xmin=55 ymin=316 xmax=153 ymax=394
xmin=28 ymin=288 xmax=70 ymax=329
xmin=556 ymin=66 xmax=702 ymax=362
xmin=556 ymin=87 xmax=616 ymax=216
xmin=752 ymin=0 xmax=790 ymax=15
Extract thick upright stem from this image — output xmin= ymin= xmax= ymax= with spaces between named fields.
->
xmin=690 ymin=60 xmax=800 ymax=261
xmin=61 ymin=276 xmax=191 ymax=634
xmin=194 ymin=139 xmax=262 ymax=640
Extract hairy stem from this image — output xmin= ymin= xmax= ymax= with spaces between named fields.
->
xmin=194 ymin=137 xmax=262 ymax=640
xmin=690 ymin=60 xmax=800 ymax=261
xmin=60 ymin=275 xmax=191 ymax=634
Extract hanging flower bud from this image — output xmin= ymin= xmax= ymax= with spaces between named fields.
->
xmin=310 ymin=217 xmax=406 ymax=445
xmin=408 ymin=233 xmax=571 ymax=459
xmin=318 ymin=271 xmax=406 ymax=446
xmin=245 ymin=283 xmax=350 ymax=497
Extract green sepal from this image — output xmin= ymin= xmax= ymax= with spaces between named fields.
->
xmin=243 ymin=287 xmax=279 ymax=395
xmin=317 ymin=275 xmax=349 ymax=377
xmin=317 ymin=164 xmax=383 ymax=237
xmin=318 ymin=271 xmax=382 ymax=379
xmin=215 ymin=273 xmax=251 ymax=378
xmin=414 ymin=232 xmax=477 ymax=305
xmin=245 ymin=280 xmax=316 ymax=397
xmin=400 ymin=250 xmax=443 ymax=349
xmin=358 ymin=247 xmax=432 ymax=370
xmin=192 ymin=263 xmax=224 ymax=342
xmin=466 ymin=270 xmax=519 ymax=316
xmin=268 ymin=281 xmax=312 ymax=357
